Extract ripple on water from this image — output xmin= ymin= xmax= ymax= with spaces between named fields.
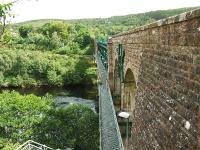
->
xmin=54 ymin=96 xmax=96 ymax=111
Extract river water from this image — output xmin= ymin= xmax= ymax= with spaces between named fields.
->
xmin=0 ymin=85 xmax=98 ymax=111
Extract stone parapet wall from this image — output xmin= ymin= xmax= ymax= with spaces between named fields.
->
xmin=109 ymin=8 xmax=200 ymax=149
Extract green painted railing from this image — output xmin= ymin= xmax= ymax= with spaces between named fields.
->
xmin=97 ymin=41 xmax=125 ymax=82
xmin=116 ymin=44 xmax=125 ymax=82
xmin=97 ymin=41 xmax=108 ymax=71
xmin=96 ymin=40 xmax=124 ymax=150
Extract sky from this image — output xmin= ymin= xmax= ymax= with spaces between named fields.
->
xmin=1 ymin=0 xmax=200 ymax=23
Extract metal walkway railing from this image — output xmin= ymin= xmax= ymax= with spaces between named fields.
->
xmin=16 ymin=140 xmax=54 ymax=150
xmin=96 ymin=53 xmax=124 ymax=150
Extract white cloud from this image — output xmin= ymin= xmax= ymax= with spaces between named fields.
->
xmin=2 ymin=0 xmax=200 ymax=22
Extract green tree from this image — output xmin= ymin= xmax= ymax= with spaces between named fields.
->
xmin=40 ymin=21 xmax=68 ymax=40
xmin=0 ymin=91 xmax=53 ymax=143
xmin=74 ymin=26 xmax=92 ymax=49
xmin=19 ymin=25 xmax=33 ymax=38
xmin=0 ymin=2 xmax=12 ymax=39
xmin=35 ymin=104 xmax=99 ymax=149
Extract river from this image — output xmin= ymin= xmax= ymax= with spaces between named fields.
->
xmin=0 ymin=85 xmax=98 ymax=111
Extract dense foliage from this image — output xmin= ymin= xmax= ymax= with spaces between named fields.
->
xmin=0 ymin=21 xmax=96 ymax=87
xmin=0 ymin=91 xmax=52 ymax=144
xmin=0 ymin=91 xmax=99 ymax=149
xmin=6 ymin=21 xmax=94 ymax=53
xmin=0 ymin=49 xmax=96 ymax=87
xmin=1 ymin=7 xmax=196 ymax=88
xmin=1 ymin=7 xmax=195 ymax=87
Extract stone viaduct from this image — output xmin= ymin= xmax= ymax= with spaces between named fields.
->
xmin=107 ymin=8 xmax=200 ymax=149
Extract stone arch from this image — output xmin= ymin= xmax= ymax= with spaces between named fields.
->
xmin=124 ymin=62 xmax=137 ymax=85
xmin=122 ymin=68 xmax=136 ymax=112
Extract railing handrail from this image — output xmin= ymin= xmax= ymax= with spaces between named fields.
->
xmin=16 ymin=140 xmax=54 ymax=150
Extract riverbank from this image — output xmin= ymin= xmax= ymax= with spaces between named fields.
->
xmin=0 ymin=84 xmax=98 ymax=110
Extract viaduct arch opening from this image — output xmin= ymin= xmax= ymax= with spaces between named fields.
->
xmin=122 ymin=68 xmax=136 ymax=112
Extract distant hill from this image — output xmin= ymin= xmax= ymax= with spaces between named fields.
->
xmin=15 ymin=7 xmax=199 ymax=35
xmin=16 ymin=7 xmax=198 ymax=26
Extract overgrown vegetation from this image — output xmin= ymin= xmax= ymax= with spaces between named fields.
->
xmin=1 ymin=7 xmax=197 ymax=88
xmin=1 ymin=21 xmax=96 ymax=87
xmin=1 ymin=6 xmax=196 ymax=88
xmin=0 ymin=49 xmax=96 ymax=87
xmin=0 ymin=3 xmax=99 ymax=149
xmin=0 ymin=91 xmax=99 ymax=149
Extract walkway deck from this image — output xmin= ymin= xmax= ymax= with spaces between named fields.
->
xmin=96 ymin=53 xmax=124 ymax=150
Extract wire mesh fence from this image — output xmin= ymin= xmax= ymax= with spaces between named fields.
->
xmin=96 ymin=52 xmax=124 ymax=150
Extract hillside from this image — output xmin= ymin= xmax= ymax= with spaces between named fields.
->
xmin=16 ymin=7 xmax=198 ymax=29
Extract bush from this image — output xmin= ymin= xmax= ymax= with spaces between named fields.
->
xmin=35 ymin=104 xmax=99 ymax=149
xmin=0 ymin=91 xmax=53 ymax=143
xmin=47 ymin=70 xmax=63 ymax=86
xmin=2 ymin=142 xmax=20 ymax=150
xmin=54 ymin=46 xmax=71 ymax=55
xmin=40 ymin=21 xmax=68 ymax=40
xmin=49 ymin=32 xmax=63 ymax=50
xmin=55 ymin=43 xmax=81 ymax=55
xmin=0 ymin=49 xmax=95 ymax=87
xmin=73 ymin=27 xmax=93 ymax=49
xmin=18 ymin=25 xmax=33 ymax=38
xmin=28 ymin=32 xmax=49 ymax=49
